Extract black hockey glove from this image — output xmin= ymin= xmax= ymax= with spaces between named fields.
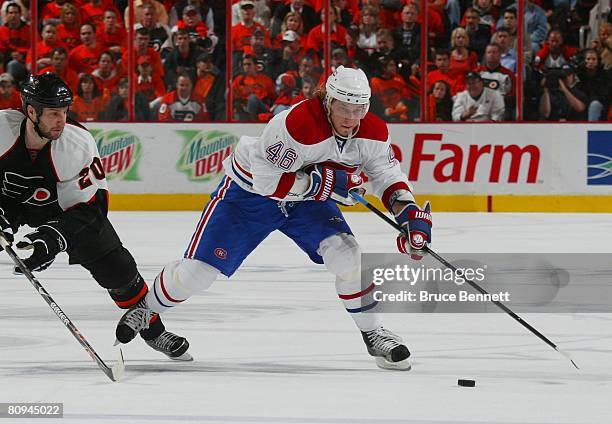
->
xmin=0 ymin=208 xmax=15 ymax=249
xmin=16 ymin=224 xmax=68 ymax=272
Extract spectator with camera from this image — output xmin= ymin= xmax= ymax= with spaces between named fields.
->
xmin=453 ymin=72 xmax=505 ymax=121
xmin=539 ymin=64 xmax=586 ymax=121
xmin=576 ymin=49 xmax=610 ymax=122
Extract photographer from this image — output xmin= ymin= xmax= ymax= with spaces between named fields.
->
xmin=539 ymin=65 xmax=586 ymax=121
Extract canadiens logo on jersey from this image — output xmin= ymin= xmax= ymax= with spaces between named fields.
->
xmin=2 ymin=172 xmax=58 ymax=206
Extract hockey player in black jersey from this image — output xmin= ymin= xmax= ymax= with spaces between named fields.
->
xmin=0 ymin=73 xmax=192 ymax=361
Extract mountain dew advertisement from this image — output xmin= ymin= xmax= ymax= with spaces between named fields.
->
xmin=90 ymin=129 xmax=142 ymax=181
xmin=176 ymin=130 xmax=237 ymax=181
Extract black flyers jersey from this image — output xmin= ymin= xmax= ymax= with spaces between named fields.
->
xmin=0 ymin=109 xmax=109 ymax=248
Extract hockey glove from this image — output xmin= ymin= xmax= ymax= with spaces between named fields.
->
xmin=305 ymin=164 xmax=364 ymax=206
xmin=0 ymin=208 xmax=14 ymax=249
xmin=16 ymin=224 xmax=67 ymax=272
xmin=395 ymin=201 xmax=432 ymax=260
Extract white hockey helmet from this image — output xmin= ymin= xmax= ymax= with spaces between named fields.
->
xmin=325 ymin=66 xmax=371 ymax=115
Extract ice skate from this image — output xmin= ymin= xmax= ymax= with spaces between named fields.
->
xmin=361 ymin=326 xmax=412 ymax=370
xmin=145 ymin=330 xmax=193 ymax=361
xmin=115 ymin=298 xmax=154 ymax=344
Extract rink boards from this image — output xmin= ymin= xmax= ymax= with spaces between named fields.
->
xmin=83 ymin=123 xmax=612 ymax=212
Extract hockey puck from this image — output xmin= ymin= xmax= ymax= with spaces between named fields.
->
xmin=458 ymin=379 xmax=476 ymax=387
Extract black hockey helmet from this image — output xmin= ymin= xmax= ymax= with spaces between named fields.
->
xmin=21 ymin=72 xmax=73 ymax=118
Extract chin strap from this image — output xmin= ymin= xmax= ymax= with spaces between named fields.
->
xmin=27 ymin=111 xmax=52 ymax=143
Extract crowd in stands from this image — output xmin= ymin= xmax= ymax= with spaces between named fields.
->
xmin=0 ymin=0 xmax=607 ymax=122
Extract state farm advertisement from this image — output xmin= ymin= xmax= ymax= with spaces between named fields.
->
xmin=389 ymin=125 xmax=550 ymax=194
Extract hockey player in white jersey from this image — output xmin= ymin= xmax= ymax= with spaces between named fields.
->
xmin=115 ymin=66 xmax=433 ymax=370
xmin=0 ymin=73 xmax=192 ymax=360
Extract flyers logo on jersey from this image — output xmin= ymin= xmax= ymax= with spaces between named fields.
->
xmin=1 ymin=172 xmax=58 ymax=206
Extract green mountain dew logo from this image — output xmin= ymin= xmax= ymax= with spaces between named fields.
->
xmin=90 ymin=129 xmax=142 ymax=181
xmin=176 ymin=130 xmax=237 ymax=181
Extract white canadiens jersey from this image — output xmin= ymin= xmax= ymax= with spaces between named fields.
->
xmin=223 ymin=98 xmax=411 ymax=207
xmin=0 ymin=109 xmax=107 ymax=215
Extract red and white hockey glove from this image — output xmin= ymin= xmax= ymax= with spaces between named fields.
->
xmin=395 ymin=201 xmax=432 ymax=260
xmin=305 ymin=164 xmax=365 ymax=206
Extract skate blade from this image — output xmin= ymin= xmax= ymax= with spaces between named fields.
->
xmin=168 ymin=352 xmax=194 ymax=362
xmin=375 ymin=356 xmax=412 ymax=371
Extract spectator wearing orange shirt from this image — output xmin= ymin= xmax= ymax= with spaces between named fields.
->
xmin=0 ymin=73 xmax=21 ymax=110
xmin=194 ymin=53 xmax=226 ymax=120
xmin=68 ymin=24 xmax=106 ymax=76
xmin=232 ymin=54 xmax=277 ymax=121
xmin=70 ymin=73 xmax=110 ymax=122
xmin=92 ymin=51 xmax=120 ymax=94
xmin=232 ymin=0 xmax=270 ymax=52
xmin=371 ymin=56 xmax=413 ymax=122
xmin=306 ymin=6 xmax=347 ymax=59
xmin=135 ymin=56 xmax=165 ymax=103
xmin=449 ymin=27 xmax=478 ymax=82
xmin=427 ymin=49 xmax=465 ymax=96
xmin=39 ymin=47 xmax=80 ymax=93
xmin=27 ymin=23 xmax=64 ymax=72
xmin=96 ymin=10 xmax=127 ymax=57
xmin=0 ymin=3 xmax=30 ymax=83
xmin=121 ymin=27 xmax=164 ymax=81
xmin=56 ymin=3 xmax=81 ymax=51
xmin=81 ymin=0 xmax=121 ymax=28
xmin=40 ymin=0 xmax=69 ymax=24
xmin=158 ymin=72 xmax=209 ymax=122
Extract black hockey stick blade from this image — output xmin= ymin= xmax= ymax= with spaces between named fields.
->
xmin=0 ymin=232 xmax=127 ymax=381
xmin=349 ymin=191 xmax=580 ymax=370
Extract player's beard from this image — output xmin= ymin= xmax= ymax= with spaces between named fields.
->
xmin=36 ymin=121 xmax=63 ymax=141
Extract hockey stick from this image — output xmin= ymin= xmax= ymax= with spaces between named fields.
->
xmin=0 ymin=232 xmax=125 ymax=382
xmin=350 ymin=191 xmax=579 ymax=369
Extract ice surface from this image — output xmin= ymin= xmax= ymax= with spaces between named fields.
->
xmin=0 ymin=212 xmax=610 ymax=423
